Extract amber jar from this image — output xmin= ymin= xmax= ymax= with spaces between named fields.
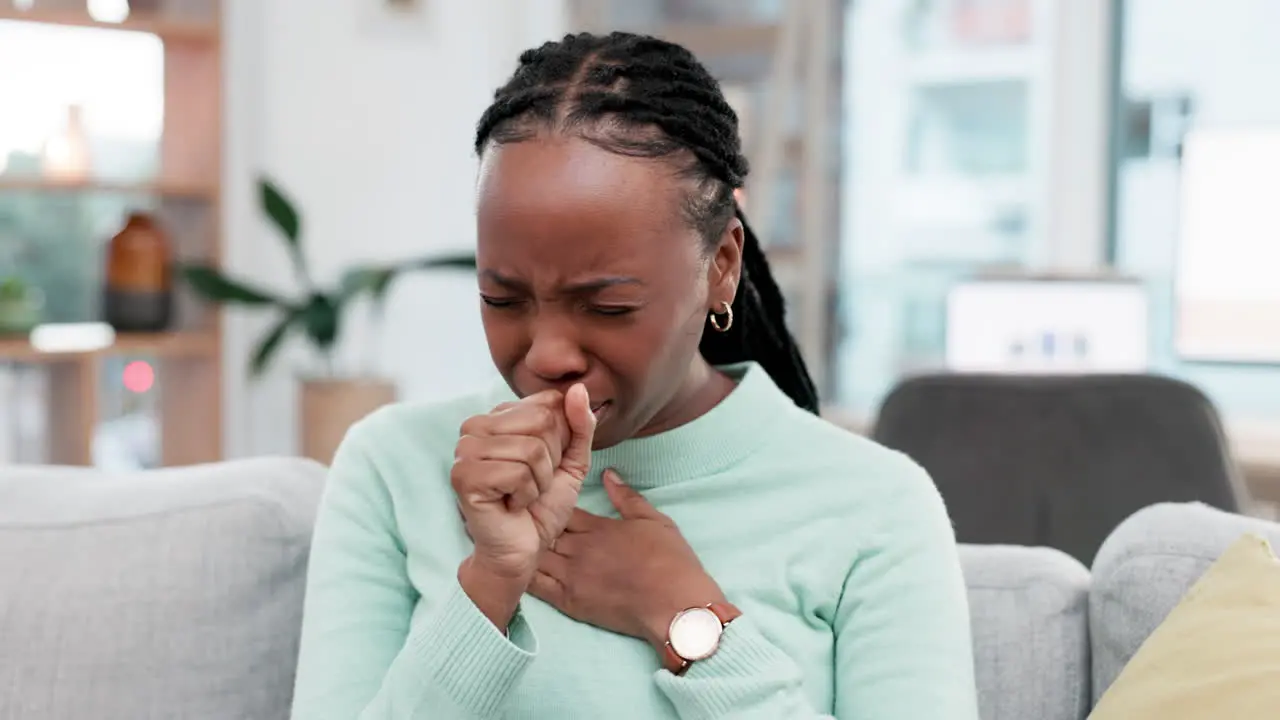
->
xmin=103 ymin=212 xmax=173 ymax=332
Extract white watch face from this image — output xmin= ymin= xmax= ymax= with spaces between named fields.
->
xmin=669 ymin=607 xmax=723 ymax=661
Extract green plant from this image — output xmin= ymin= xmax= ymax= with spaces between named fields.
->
xmin=180 ymin=177 xmax=476 ymax=377
xmin=0 ymin=275 xmax=26 ymax=301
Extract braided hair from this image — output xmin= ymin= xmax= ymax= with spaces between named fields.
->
xmin=474 ymin=31 xmax=820 ymax=414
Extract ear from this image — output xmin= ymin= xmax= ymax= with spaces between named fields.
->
xmin=707 ymin=216 xmax=743 ymax=308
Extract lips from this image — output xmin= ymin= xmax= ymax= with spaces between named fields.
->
xmin=591 ymin=401 xmax=612 ymax=421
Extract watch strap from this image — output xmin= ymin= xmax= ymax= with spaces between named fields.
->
xmin=661 ymin=641 xmax=690 ymax=675
xmin=708 ymin=601 xmax=743 ymax=626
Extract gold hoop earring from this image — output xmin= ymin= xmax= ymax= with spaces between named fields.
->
xmin=708 ymin=301 xmax=733 ymax=333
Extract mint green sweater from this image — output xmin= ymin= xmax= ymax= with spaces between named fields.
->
xmin=291 ymin=363 xmax=979 ymax=719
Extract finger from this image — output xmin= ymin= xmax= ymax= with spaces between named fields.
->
xmin=548 ymin=531 xmax=578 ymax=557
xmin=565 ymin=507 xmax=605 ymax=533
xmin=490 ymin=389 xmax=560 ymax=415
xmin=603 ymin=469 xmax=665 ymax=521
xmin=528 ymin=571 xmax=564 ymax=608
xmin=559 ymin=383 xmax=597 ymax=481
xmin=457 ymin=511 xmax=474 ymax=544
xmin=538 ymin=546 xmax=571 ymax=578
xmin=456 ymin=434 xmax=555 ymax=494
xmin=481 ymin=403 xmax=568 ymax=443
xmin=522 ymin=389 xmax=566 ymax=408
xmin=451 ymin=458 xmax=537 ymax=509
xmin=477 ymin=401 xmax=570 ymax=469
xmin=505 ymin=472 xmax=539 ymax=512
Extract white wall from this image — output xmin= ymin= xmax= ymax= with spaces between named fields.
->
xmin=221 ymin=0 xmax=568 ymax=458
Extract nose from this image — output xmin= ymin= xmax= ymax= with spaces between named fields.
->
xmin=523 ymin=313 xmax=588 ymax=384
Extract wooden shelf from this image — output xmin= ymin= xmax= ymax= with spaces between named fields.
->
xmin=0 ymin=330 xmax=221 ymax=466
xmin=0 ymin=8 xmax=218 ymax=43
xmin=0 ymin=177 xmax=216 ymax=200
xmin=0 ymin=332 xmax=217 ymax=364
xmin=1 ymin=1 xmax=224 ymax=468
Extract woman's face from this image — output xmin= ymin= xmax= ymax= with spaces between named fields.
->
xmin=475 ymin=136 xmax=740 ymax=449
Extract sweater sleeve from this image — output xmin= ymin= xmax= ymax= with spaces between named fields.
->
xmin=653 ymin=461 xmax=980 ymax=720
xmin=290 ymin=422 xmax=537 ymax=720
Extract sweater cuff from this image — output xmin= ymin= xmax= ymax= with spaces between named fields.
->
xmin=654 ymin=615 xmax=804 ymax=720
xmin=407 ymin=579 xmax=537 ymax=716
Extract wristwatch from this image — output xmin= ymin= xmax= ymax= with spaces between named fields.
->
xmin=661 ymin=601 xmax=742 ymax=675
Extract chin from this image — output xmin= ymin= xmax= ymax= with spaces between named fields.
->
xmin=590 ymin=435 xmax=624 ymax=452
xmin=590 ymin=403 xmax=649 ymax=450
xmin=589 ymin=420 xmax=629 ymax=451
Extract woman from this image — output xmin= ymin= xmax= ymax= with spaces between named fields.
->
xmin=291 ymin=32 xmax=978 ymax=720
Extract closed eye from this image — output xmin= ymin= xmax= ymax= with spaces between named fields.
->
xmin=589 ymin=305 xmax=637 ymax=317
xmin=480 ymin=295 xmax=522 ymax=309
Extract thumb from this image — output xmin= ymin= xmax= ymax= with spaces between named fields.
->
xmin=558 ymin=383 xmax=596 ymax=481
xmin=604 ymin=469 xmax=663 ymax=520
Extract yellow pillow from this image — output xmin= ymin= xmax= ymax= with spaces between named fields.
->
xmin=1090 ymin=533 xmax=1280 ymax=719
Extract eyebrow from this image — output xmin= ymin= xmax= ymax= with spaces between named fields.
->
xmin=480 ymin=270 xmax=645 ymax=293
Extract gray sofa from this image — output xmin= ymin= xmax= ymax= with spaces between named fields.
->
xmin=2 ymin=458 xmax=1276 ymax=719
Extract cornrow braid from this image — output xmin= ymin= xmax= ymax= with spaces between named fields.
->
xmin=475 ymin=31 xmax=820 ymax=414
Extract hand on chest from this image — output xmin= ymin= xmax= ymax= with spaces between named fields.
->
xmin=522 ymin=473 xmax=841 ymax=661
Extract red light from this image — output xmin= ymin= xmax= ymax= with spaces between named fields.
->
xmin=123 ymin=360 xmax=155 ymax=394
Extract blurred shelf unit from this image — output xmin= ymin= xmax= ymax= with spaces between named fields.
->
xmin=0 ymin=6 xmax=219 ymax=41
xmin=0 ymin=177 xmax=216 ymax=199
xmin=0 ymin=1 xmax=223 ymax=467
xmin=0 ymin=331 xmax=216 ymax=364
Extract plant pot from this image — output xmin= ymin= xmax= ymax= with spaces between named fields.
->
xmin=299 ymin=378 xmax=397 ymax=464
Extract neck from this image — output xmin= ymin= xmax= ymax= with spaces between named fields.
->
xmin=632 ymin=357 xmax=736 ymax=440
xmin=585 ymin=361 xmax=794 ymax=489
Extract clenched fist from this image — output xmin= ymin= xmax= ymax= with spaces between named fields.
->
xmin=452 ymin=384 xmax=597 ymax=628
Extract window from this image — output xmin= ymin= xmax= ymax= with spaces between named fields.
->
xmin=834 ymin=0 xmax=1056 ymax=416
xmin=1109 ymin=0 xmax=1280 ymax=427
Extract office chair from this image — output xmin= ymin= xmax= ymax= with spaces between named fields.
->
xmin=872 ymin=373 xmax=1251 ymax=565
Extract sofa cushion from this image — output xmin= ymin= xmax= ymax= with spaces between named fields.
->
xmin=0 ymin=458 xmax=327 ymax=720
xmin=960 ymin=544 xmax=1091 ymax=720
xmin=1089 ymin=533 xmax=1280 ymax=718
xmin=1090 ymin=501 xmax=1280 ymax=701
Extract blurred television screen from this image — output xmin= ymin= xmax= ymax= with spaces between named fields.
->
xmin=946 ymin=277 xmax=1150 ymax=373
